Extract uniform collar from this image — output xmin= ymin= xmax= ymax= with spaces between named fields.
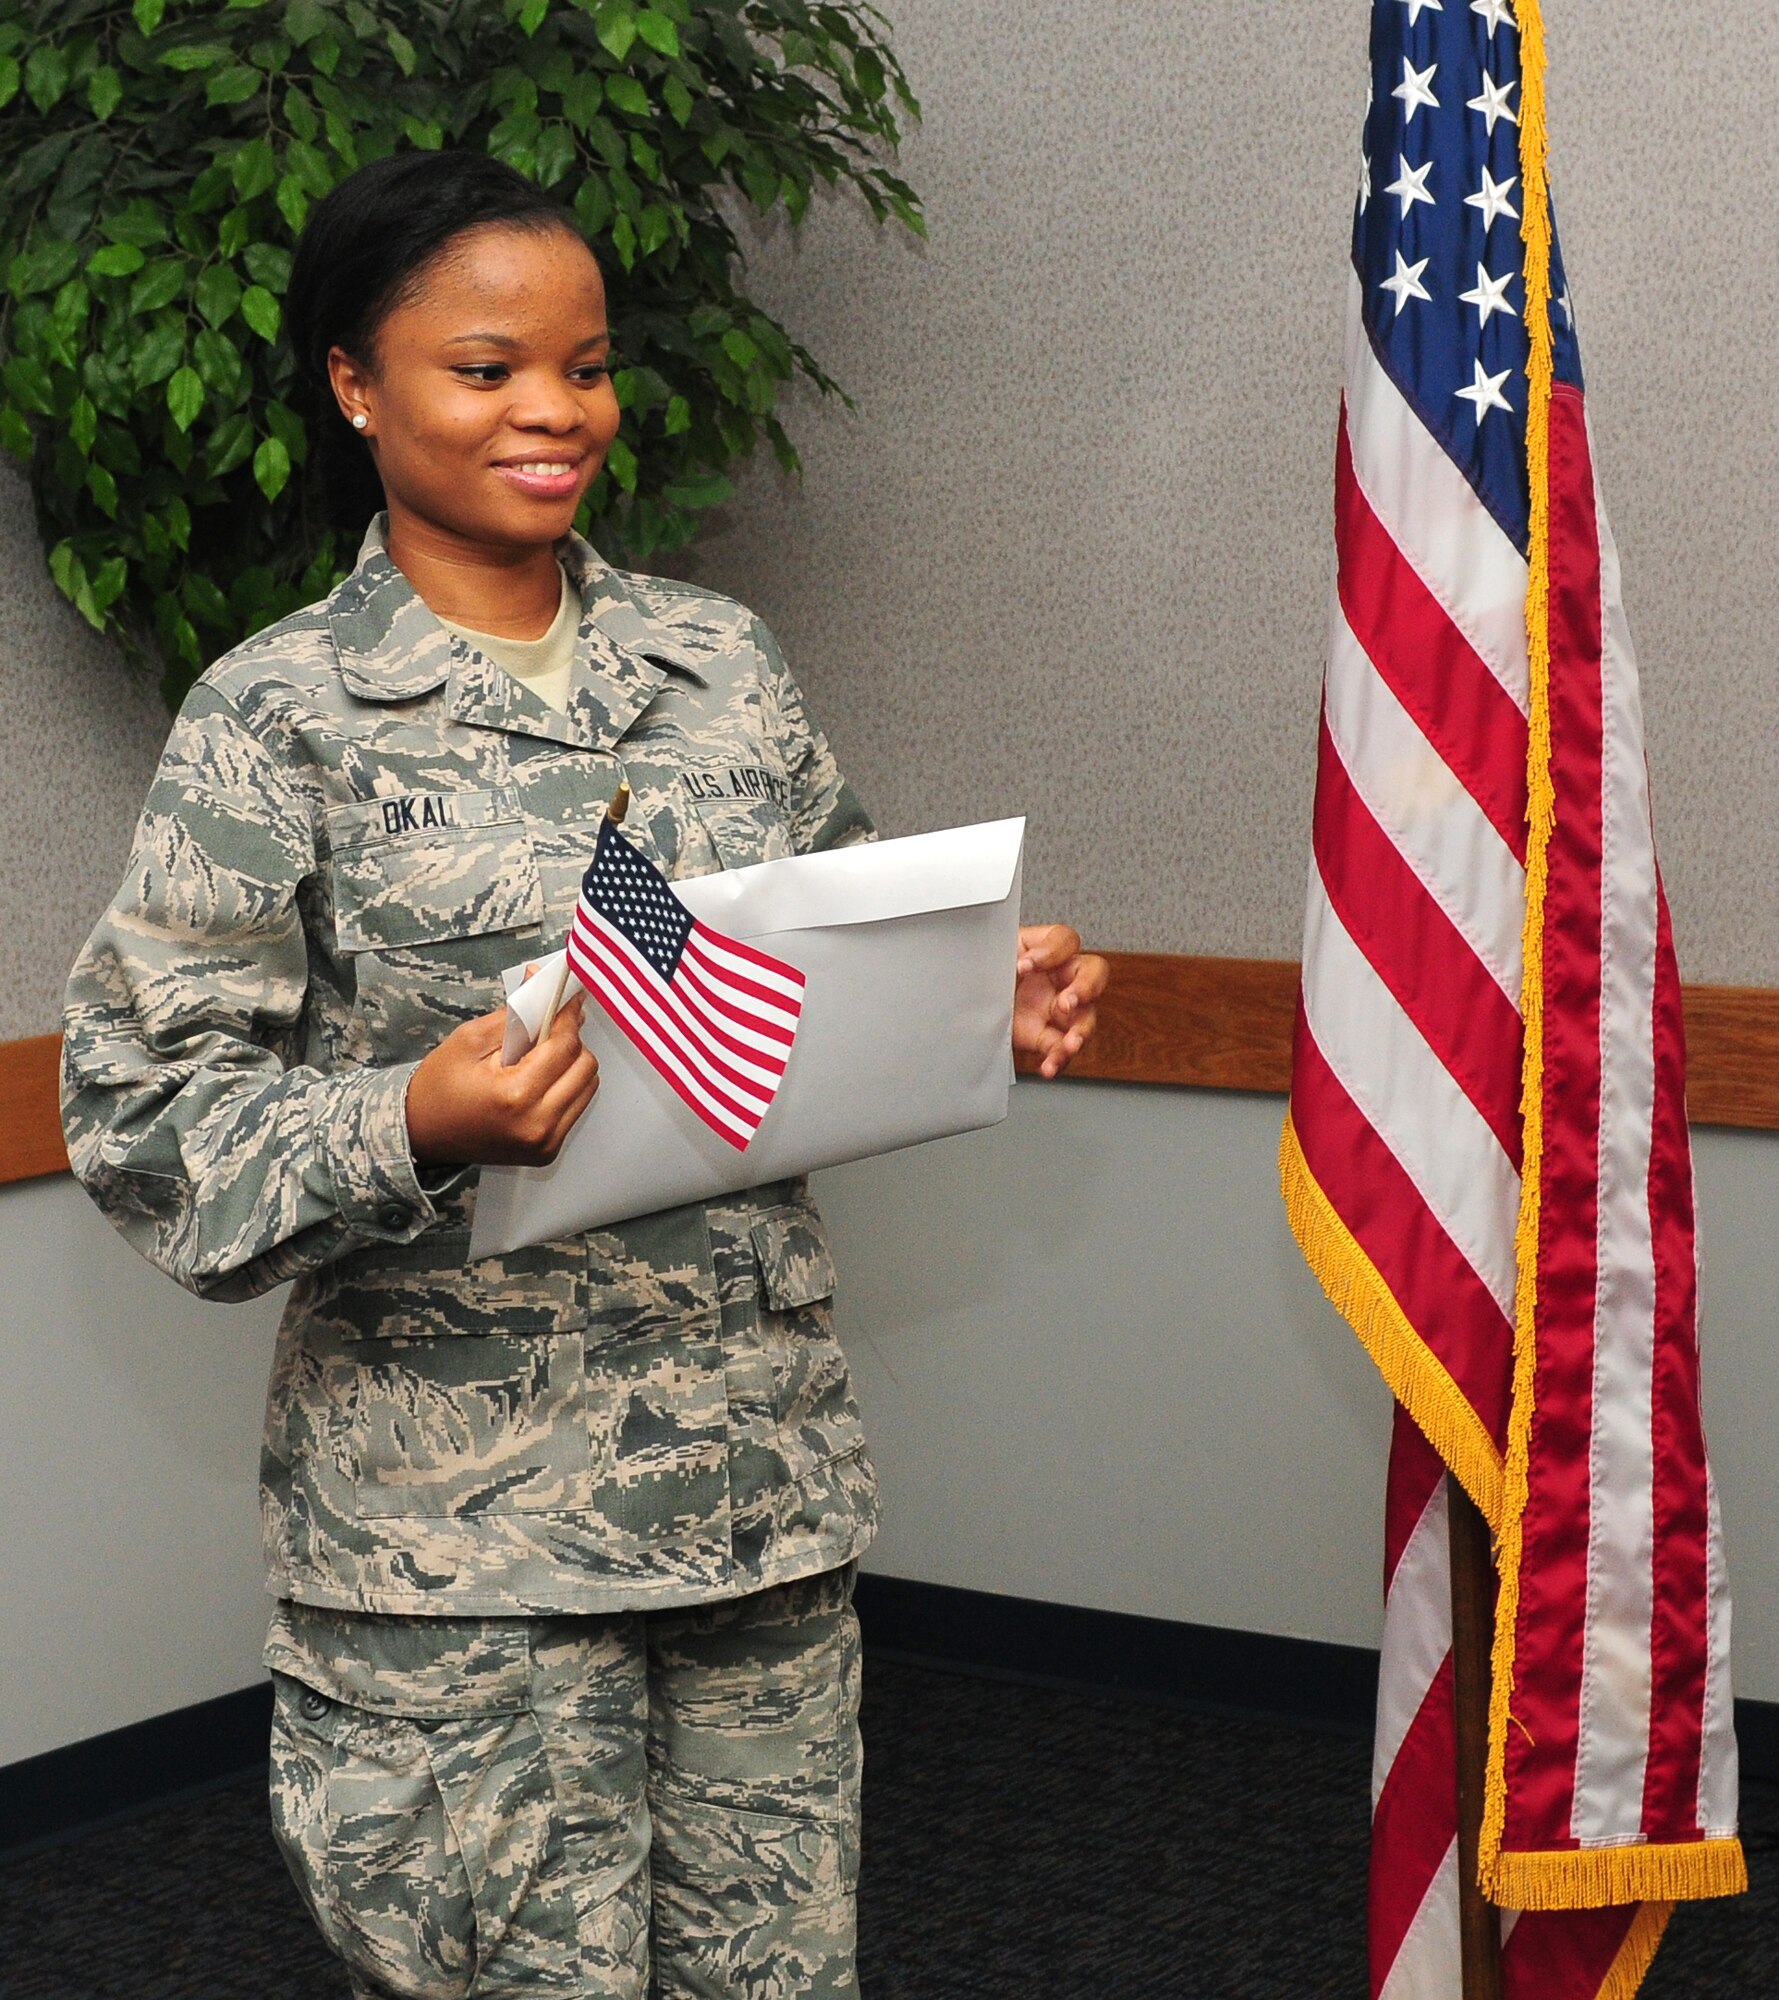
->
xmin=329 ymin=517 xmax=707 ymax=753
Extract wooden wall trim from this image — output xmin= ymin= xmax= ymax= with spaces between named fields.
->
xmin=0 ymin=1034 xmax=69 ymax=1187
xmin=6 ymin=955 xmax=1779 ymax=1188
xmin=1073 ymin=953 xmax=1779 ymax=1133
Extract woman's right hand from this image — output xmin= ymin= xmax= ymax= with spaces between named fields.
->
xmin=405 ymin=991 xmax=600 ymax=1167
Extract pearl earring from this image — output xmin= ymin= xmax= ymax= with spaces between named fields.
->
xmin=351 ymin=413 xmax=368 ymax=430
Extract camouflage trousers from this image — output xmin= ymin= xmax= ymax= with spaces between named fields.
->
xmin=265 ymin=1565 xmax=861 ymax=2000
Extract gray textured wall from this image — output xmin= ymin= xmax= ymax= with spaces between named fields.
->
xmin=0 ymin=468 xmax=166 ymax=1039
xmin=682 ymin=0 xmax=1779 ymax=979
xmin=2 ymin=1 xmax=1776 ymax=1023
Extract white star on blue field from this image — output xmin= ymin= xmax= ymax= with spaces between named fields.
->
xmin=1354 ymin=0 xmax=1582 ymax=552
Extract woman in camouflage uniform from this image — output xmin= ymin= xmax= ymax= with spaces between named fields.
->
xmin=62 ymin=152 xmax=1106 ymax=1999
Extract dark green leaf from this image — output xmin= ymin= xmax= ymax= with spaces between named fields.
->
xmin=284 ymin=0 xmax=328 ymax=46
xmin=253 ymin=434 xmax=292 ymax=500
xmin=284 ymin=86 xmax=320 ymax=141
xmin=88 ymin=64 xmax=124 ymax=119
xmin=265 ymin=400 xmax=308 ymax=462
xmin=206 ymin=65 xmax=263 ymax=107
xmin=519 ymin=0 xmax=549 ymax=34
xmin=241 ymin=285 xmax=281 ymax=341
xmin=70 ymin=394 xmax=98 ymax=457
xmin=243 ymin=244 xmax=292 ymax=291
xmin=104 ymin=204 xmax=169 ymax=250
xmin=130 ymin=260 xmax=188 ymax=314
xmin=188 ymin=163 xmax=233 ymax=214
xmin=534 ymin=125 xmax=575 ymax=186
xmin=87 ymin=244 xmax=148 ymax=279
xmin=605 ymin=73 xmax=648 ymax=119
xmin=287 ymin=140 xmax=334 ymax=196
xmin=193 ymin=328 xmax=246 ymax=398
xmin=635 ymin=8 xmax=679 ymax=57
xmin=0 ymin=405 xmax=34 ymax=460
xmin=401 ymin=115 xmax=444 ymax=149
xmin=10 ymin=241 xmax=82 ymax=298
xmin=130 ymin=321 xmax=185 ymax=390
xmin=563 ymin=73 xmax=602 ymax=129
xmin=206 ymin=411 xmax=254 ymax=475
xmin=159 ymin=43 xmax=233 ymax=71
xmin=218 ymin=209 xmax=253 ymax=260
xmin=11 ymin=133 xmax=71 ymax=197
xmin=662 ymin=74 xmax=692 ymax=127
xmin=664 ymin=395 xmax=690 ymax=435
xmin=196 ymin=264 xmax=242 ymax=326
xmin=48 ymin=540 xmax=80 ymax=599
xmin=132 ymin=0 xmax=167 ymax=34
xmin=24 ymin=43 xmax=71 ymax=114
xmin=574 ymin=176 xmax=613 ymax=235
xmin=166 ymin=366 xmax=204 ymax=431
xmin=595 ymin=0 xmax=636 ymax=61
xmin=605 ymin=434 xmax=638 ymax=491
xmin=86 ymin=462 xmax=119 ymax=517
xmin=51 ymin=280 xmax=89 ymax=342
xmin=384 ymin=25 xmax=416 ymax=74
xmin=0 ymin=57 xmax=20 ymax=112
xmin=233 ymin=138 xmax=278 ymax=201
xmin=275 ymin=174 xmax=309 ymax=232
xmin=90 ymin=557 xmax=128 ymax=614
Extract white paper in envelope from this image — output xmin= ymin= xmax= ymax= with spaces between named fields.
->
xmin=467 ymin=817 xmax=1025 ymax=1256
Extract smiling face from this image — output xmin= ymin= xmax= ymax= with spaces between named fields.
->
xmin=327 ymin=222 xmax=620 ymax=564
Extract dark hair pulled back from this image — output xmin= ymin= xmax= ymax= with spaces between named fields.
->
xmin=285 ymin=150 xmax=579 ymax=541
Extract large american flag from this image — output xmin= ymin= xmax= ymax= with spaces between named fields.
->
xmin=1282 ymin=3 xmax=1744 ymax=1995
xmin=566 ymin=816 xmax=805 ymax=1150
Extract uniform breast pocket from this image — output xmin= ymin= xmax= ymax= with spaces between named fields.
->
xmin=324 ymin=790 xmax=545 ymax=1055
xmin=682 ymin=771 xmax=796 ymax=870
xmin=326 ymin=790 xmax=545 ymax=953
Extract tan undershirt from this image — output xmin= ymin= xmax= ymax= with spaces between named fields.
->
xmin=440 ymin=567 xmax=578 ymax=713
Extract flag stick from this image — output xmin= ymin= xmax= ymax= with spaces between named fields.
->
xmin=1448 ymin=1474 xmax=1504 ymax=2000
xmin=535 ymin=782 xmax=630 ymax=1043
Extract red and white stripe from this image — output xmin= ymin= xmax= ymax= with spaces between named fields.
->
xmin=567 ymin=900 xmax=804 ymax=1150
xmin=1292 ymin=275 xmax=1736 ymax=1999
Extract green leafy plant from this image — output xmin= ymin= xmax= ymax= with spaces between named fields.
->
xmin=0 ymin=0 xmax=920 ymax=706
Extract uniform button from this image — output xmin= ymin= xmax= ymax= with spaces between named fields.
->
xmin=377 ymin=1203 xmax=409 ymax=1230
xmin=415 ymin=1717 xmax=443 ymax=1735
xmin=298 ymin=1689 xmax=332 ymax=1721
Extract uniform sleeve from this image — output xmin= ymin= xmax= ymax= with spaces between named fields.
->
xmin=752 ymin=616 xmax=876 ymax=855
xmin=60 ymin=681 xmax=447 ymax=1303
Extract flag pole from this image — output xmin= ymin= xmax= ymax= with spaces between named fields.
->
xmin=534 ymin=782 xmax=631 ymax=1044
xmin=1449 ymin=1475 xmax=1504 ymax=2000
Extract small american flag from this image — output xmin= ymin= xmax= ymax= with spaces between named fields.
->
xmin=565 ymin=816 xmax=805 ymax=1150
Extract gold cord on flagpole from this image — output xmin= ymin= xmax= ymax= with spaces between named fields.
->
xmin=1479 ymin=0 xmax=1556 ymax=1904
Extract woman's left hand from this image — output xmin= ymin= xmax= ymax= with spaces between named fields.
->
xmin=1014 ymin=925 xmax=1109 ymax=1079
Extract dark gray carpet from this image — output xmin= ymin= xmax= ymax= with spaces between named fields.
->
xmin=0 ymin=1661 xmax=1772 ymax=1998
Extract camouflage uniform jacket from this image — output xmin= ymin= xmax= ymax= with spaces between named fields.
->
xmin=62 ymin=521 xmax=880 ymax=1617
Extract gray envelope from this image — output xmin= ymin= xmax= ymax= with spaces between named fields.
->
xmin=468 ymin=818 xmax=1026 ymax=1256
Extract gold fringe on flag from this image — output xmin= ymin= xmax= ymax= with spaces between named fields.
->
xmin=1598 ymin=1904 xmax=1673 ymax=2000
xmin=1279 ymin=1116 xmax=1505 ymax=1521
xmin=1492 ymin=1838 xmax=1746 ymax=1913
